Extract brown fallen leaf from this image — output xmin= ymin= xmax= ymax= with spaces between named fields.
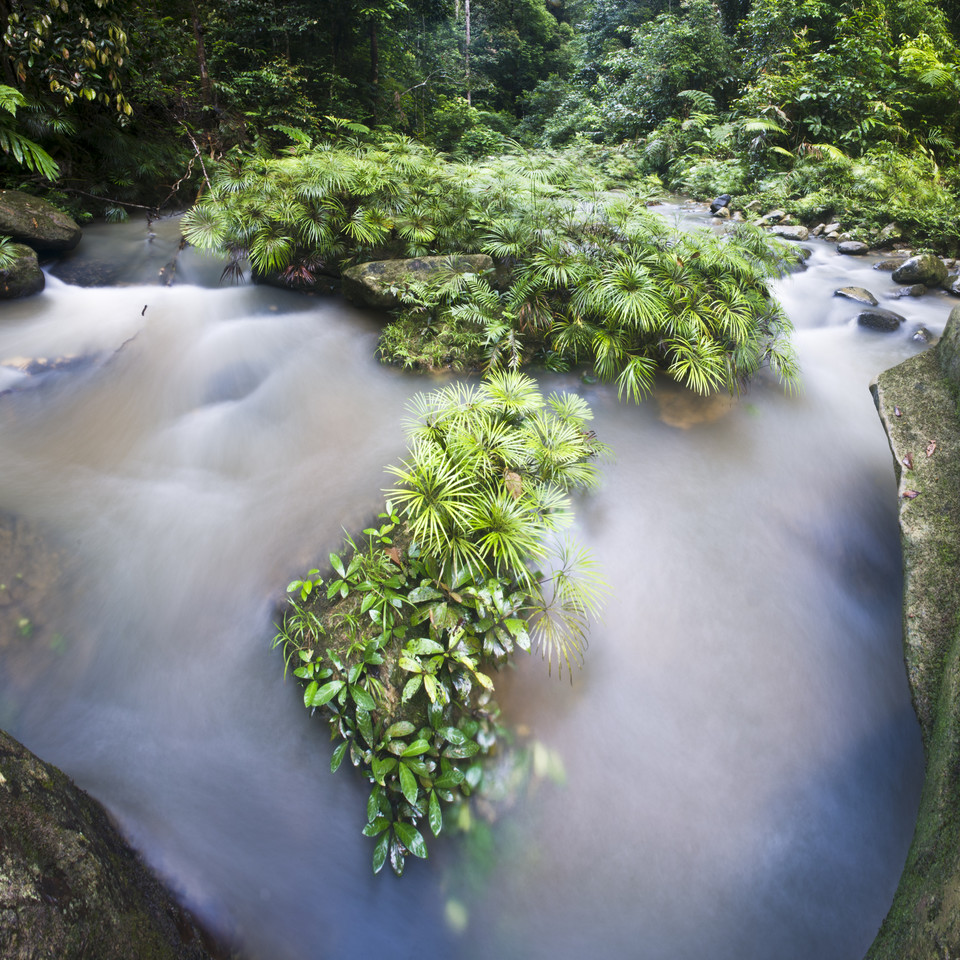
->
xmin=902 ymin=453 xmax=914 ymax=470
xmin=894 ymin=406 xmax=902 ymax=417
xmin=384 ymin=545 xmax=403 ymax=567
xmin=902 ymin=490 xmax=920 ymax=499
xmin=926 ymin=440 xmax=937 ymax=458
xmin=504 ymin=470 xmax=523 ymax=500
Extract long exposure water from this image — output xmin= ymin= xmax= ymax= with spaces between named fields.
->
xmin=0 ymin=209 xmax=935 ymax=959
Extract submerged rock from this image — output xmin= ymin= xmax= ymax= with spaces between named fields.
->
xmin=0 ymin=728 xmax=220 ymax=960
xmin=342 ymin=254 xmax=496 ymax=309
xmin=0 ymin=190 xmax=81 ymax=253
xmin=875 ymin=257 xmax=909 ymax=271
xmin=857 ymin=307 xmax=906 ymax=331
xmin=834 ymin=285 xmax=878 ymax=305
xmin=769 ymin=224 xmax=809 ymax=241
xmin=892 ymin=253 xmax=948 ymax=286
xmin=890 ymin=284 xmax=928 ymax=299
xmin=0 ymin=243 xmax=44 ymax=299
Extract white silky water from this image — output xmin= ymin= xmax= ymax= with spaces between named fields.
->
xmin=0 ymin=211 xmax=934 ymax=959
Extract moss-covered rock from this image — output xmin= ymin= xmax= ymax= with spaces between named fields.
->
xmin=341 ymin=254 xmax=496 ymax=309
xmin=891 ymin=253 xmax=948 ymax=287
xmin=867 ymin=307 xmax=960 ymax=958
xmin=0 ymin=728 xmax=221 ymax=960
xmin=0 ymin=191 xmax=81 ymax=253
xmin=0 ymin=244 xmax=44 ymax=300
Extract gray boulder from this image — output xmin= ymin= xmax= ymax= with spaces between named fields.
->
xmin=834 ymin=286 xmax=878 ymax=305
xmin=838 ymin=241 xmax=870 ymax=255
xmin=857 ymin=307 xmax=906 ymax=331
xmin=890 ymin=284 xmax=928 ymax=299
xmin=0 ymin=728 xmax=217 ymax=960
xmin=942 ymin=275 xmax=960 ymax=297
xmin=770 ymin=224 xmax=809 ymax=241
xmin=0 ymin=243 xmax=44 ymax=299
xmin=760 ymin=209 xmax=786 ymax=223
xmin=874 ymin=257 xmax=909 ymax=271
xmin=342 ymin=254 xmax=496 ymax=309
xmin=709 ymin=194 xmax=732 ymax=213
xmin=0 ymin=190 xmax=81 ymax=253
xmin=892 ymin=253 xmax=948 ymax=286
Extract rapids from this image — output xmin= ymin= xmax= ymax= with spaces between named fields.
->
xmin=0 ymin=210 xmax=938 ymax=959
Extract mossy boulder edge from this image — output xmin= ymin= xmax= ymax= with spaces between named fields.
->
xmin=0 ymin=190 xmax=82 ymax=254
xmin=868 ymin=305 xmax=960 ymax=958
xmin=0 ymin=243 xmax=44 ymax=300
xmin=0 ymin=728 xmax=221 ymax=960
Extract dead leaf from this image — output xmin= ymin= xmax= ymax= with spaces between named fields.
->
xmin=384 ymin=546 xmax=403 ymax=567
xmin=894 ymin=406 xmax=902 ymax=417
xmin=504 ymin=470 xmax=523 ymax=500
xmin=902 ymin=453 xmax=914 ymax=470
xmin=926 ymin=440 xmax=937 ymax=458
xmin=902 ymin=490 xmax=920 ymax=499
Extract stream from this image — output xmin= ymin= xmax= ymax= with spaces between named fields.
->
xmin=0 ymin=208 xmax=937 ymax=959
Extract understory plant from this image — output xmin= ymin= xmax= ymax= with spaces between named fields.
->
xmin=274 ymin=370 xmax=607 ymax=876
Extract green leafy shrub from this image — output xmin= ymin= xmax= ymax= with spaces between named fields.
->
xmin=274 ymin=371 xmax=607 ymax=876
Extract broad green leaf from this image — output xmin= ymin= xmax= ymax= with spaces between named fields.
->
xmin=401 ymin=739 xmax=431 ymax=757
xmin=399 ymin=762 xmax=419 ymax=805
xmin=372 ymin=830 xmax=390 ymax=874
xmin=402 ymin=675 xmax=422 ymax=702
xmin=433 ymin=768 xmax=465 ymax=789
xmin=330 ymin=740 xmax=349 ymax=773
xmin=372 ymin=755 xmax=398 ymax=784
xmin=363 ymin=815 xmax=390 ymax=837
xmin=303 ymin=681 xmax=318 ymax=708
xmin=394 ymin=821 xmax=428 ymax=859
xmin=385 ymin=721 xmax=416 ymax=738
xmin=399 ymin=656 xmax=423 ymax=674
xmin=438 ymin=726 xmax=467 ymax=746
xmin=389 ymin=837 xmax=405 ymax=876
xmin=350 ymin=684 xmax=377 ymax=711
xmin=428 ymin=790 xmax=443 ymax=837
xmin=423 ymin=673 xmax=438 ymax=703
xmin=310 ymin=679 xmax=344 ymax=708
xmin=443 ymin=740 xmax=480 ymax=759
xmin=330 ymin=553 xmax=345 ymax=577
xmin=408 ymin=584 xmax=444 ymax=603
xmin=356 ymin=706 xmax=374 ymax=746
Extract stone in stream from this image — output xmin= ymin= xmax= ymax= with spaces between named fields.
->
xmin=857 ymin=307 xmax=906 ymax=331
xmin=912 ymin=326 xmax=934 ymax=343
xmin=890 ymin=284 xmax=928 ymax=299
xmin=875 ymin=257 xmax=909 ymax=271
xmin=942 ymin=275 xmax=960 ymax=297
xmin=892 ymin=253 xmax=948 ymax=286
xmin=709 ymin=193 xmax=732 ymax=213
xmin=834 ymin=286 xmax=879 ymax=306
xmin=769 ymin=224 xmax=809 ymax=241
xmin=837 ymin=240 xmax=870 ymax=255
xmin=0 ymin=243 xmax=44 ymax=299
xmin=0 ymin=189 xmax=82 ymax=253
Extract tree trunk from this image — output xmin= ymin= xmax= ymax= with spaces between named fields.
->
xmin=465 ymin=0 xmax=471 ymax=106
xmin=189 ymin=0 xmax=215 ymax=115
xmin=370 ymin=19 xmax=379 ymax=123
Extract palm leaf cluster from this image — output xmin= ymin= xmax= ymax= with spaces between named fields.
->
xmin=387 ymin=370 xmax=607 ymax=676
xmin=182 ymin=130 xmax=799 ymax=395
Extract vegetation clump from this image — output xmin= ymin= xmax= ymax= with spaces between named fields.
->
xmin=182 ymin=131 xmax=800 ymax=396
xmin=273 ymin=370 xmax=607 ymax=876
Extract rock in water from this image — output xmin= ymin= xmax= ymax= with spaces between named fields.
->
xmin=857 ymin=307 xmax=906 ymax=331
xmin=709 ymin=194 xmax=731 ymax=214
xmin=837 ymin=240 xmax=870 ymax=255
xmin=0 ymin=243 xmax=44 ymax=299
xmin=770 ymin=225 xmax=810 ymax=241
xmin=834 ymin=286 xmax=879 ymax=305
xmin=892 ymin=253 xmax=948 ymax=286
xmin=0 ymin=190 xmax=81 ymax=253
xmin=0 ymin=729 xmax=219 ymax=960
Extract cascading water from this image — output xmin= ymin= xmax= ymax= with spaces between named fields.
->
xmin=0 ymin=209 xmax=935 ymax=959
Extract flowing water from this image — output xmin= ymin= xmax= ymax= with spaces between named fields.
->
xmin=0 ymin=209 xmax=937 ymax=959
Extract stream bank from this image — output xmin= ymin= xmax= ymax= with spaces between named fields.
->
xmin=869 ymin=307 xmax=960 ymax=957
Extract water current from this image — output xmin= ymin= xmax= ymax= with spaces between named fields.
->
xmin=0 ymin=207 xmax=937 ymax=959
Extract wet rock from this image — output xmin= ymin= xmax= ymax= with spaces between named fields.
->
xmin=825 ymin=231 xmax=841 ymax=241
xmin=731 ymin=210 xmax=745 ymax=222
xmin=712 ymin=206 xmax=731 ymax=219
xmin=0 ymin=243 xmax=44 ymax=299
xmin=838 ymin=241 xmax=870 ymax=255
xmin=892 ymin=253 xmax=948 ymax=286
xmin=857 ymin=307 xmax=906 ymax=331
xmin=878 ymin=222 xmax=902 ymax=243
xmin=770 ymin=224 xmax=809 ymax=241
xmin=890 ymin=284 xmax=928 ymax=299
xmin=875 ymin=257 xmax=908 ymax=271
xmin=49 ymin=257 xmax=120 ymax=287
xmin=942 ymin=275 xmax=960 ymax=297
xmin=0 ymin=728 xmax=219 ymax=960
xmin=835 ymin=286 xmax=879 ymax=305
xmin=824 ymin=221 xmax=841 ymax=234
xmin=655 ymin=384 xmax=737 ymax=429
xmin=760 ymin=209 xmax=786 ymax=223
xmin=709 ymin=194 xmax=731 ymax=213
xmin=912 ymin=326 xmax=934 ymax=343
xmin=342 ymin=254 xmax=496 ymax=310
xmin=812 ymin=223 xmax=825 ymax=237
xmin=744 ymin=199 xmax=762 ymax=213
xmin=0 ymin=190 xmax=81 ymax=253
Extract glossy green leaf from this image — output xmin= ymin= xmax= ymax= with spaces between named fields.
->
xmin=408 ymin=584 xmax=444 ymax=603
xmin=394 ymin=821 xmax=428 ymax=859
xmin=356 ymin=706 xmax=374 ymax=746
xmin=310 ymin=679 xmax=344 ymax=708
xmin=401 ymin=739 xmax=431 ymax=757
xmin=402 ymin=675 xmax=422 ymax=703
xmin=443 ymin=740 xmax=480 ymax=759
xmin=363 ymin=815 xmax=390 ymax=837
xmin=350 ymin=683 xmax=377 ymax=711
xmin=438 ymin=726 xmax=467 ymax=746
xmin=330 ymin=740 xmax=349 ymax=773
xmin=399 ymin=761 xmax=419 ymax=806
xmin=330 ymin=553 xmax=345 ymax=577
xmin=303 ymin=681 xmax=318 ymax=707
xmin=372 ymin=830 xmax=390 ymax=874
xmin=428 ymin=790 xmax=442 ymax=837
xmin=385 ymin=721 xmax=416 ymax=738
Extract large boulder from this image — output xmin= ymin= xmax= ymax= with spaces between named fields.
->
xmin=0 ymin=243 xmax=44 ymax=299
xmin=769 ymin=224 xmax=809 ymax=241
xmin=0 ymin=728 xmax=218 ymax=960
xmin=341 ymin=254 xmax=496 ymax=310
xmin=709 ymin=194 xmax=731 ymax=214
xmin=0 ymin=190 xmax=81 ymax=253
xmin=892 ymin=253 xmax=948 ymax=286
xmin=834 ymin=286 xmax=878 ymax=305
xmin=837 ymin=240 xmax=870 ymax=255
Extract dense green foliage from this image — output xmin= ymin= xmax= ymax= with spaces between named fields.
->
xmin=273 ymin=371 xmax=606 ymax=874
xmin=182 ymin=131 xmax=799 ymax=392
